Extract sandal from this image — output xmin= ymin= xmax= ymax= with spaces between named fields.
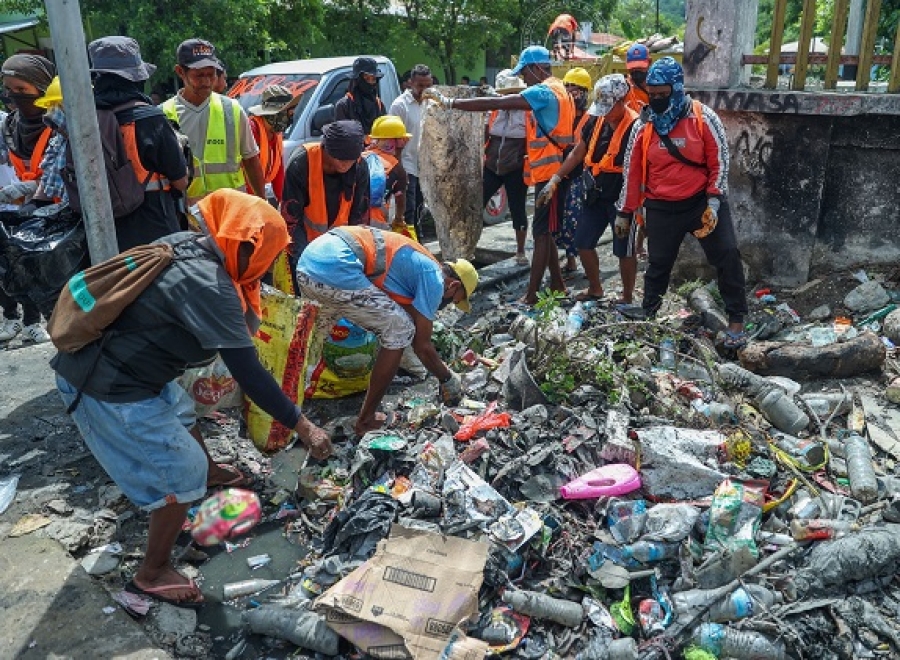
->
xmin=206 ymin=463 xmax=248 ymax=488
xmin=514 ymin=254 xmax=529 ymax=266
xmin=125 ymin=578 xmax=204 ymax=609
xmin=723 ymin=329 xmax=750 ymax=350
xmin=574 ymin=291 xmax=604 ymax=303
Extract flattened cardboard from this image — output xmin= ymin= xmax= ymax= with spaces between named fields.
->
xmin=316 ymin=525 xmax=490 ymax=659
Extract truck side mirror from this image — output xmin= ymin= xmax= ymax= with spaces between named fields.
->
xmin=312 ymin=104 xmax=336 ymax=136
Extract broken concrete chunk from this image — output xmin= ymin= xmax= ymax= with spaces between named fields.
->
xmin=843 ymin=281 xmax=890 ymax=314
xmin=42 ymin=519 xmax=92 ymax=553
xmin=883 ymin=308 xmax=900 ymax=344
xmin=81 ymin=551 xmax=120 ymax=576
xmin=45 ymin=499 xmax=73 ymax=516
xmin=807 ymin=304 xmax=832 ymax=322
xmin=887 ymin=377 xmax=900 ymax=405
xmin=154 ymin=602 xmax=198 ymax=639
xmin=739 ymin=331 xmax=886 ymax=379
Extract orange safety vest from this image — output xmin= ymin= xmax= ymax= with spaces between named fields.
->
xmin=584 ymin=107 xmax=639 ymax=176
xmin=523 ymin=78 xmax=575 ymax=186
xmin=363 ymin=148 xmax=398 ymax=226
xmin=7 ymin=126 xmax=52 ymax=182
xmin=302 ymin=143 xmax=354 ymax=243
xmin=624 ymin=85 xmax=649 ymax=113
xmin=250 ymin=115 xmax=283 ymax=184
xmin=330 ymin=225 xmax=439 ymax=306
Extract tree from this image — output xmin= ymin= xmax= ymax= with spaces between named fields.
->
xmin=319 ymin=0 xmax=406 ymax=57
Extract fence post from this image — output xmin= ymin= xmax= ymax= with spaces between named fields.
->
xmin=855 ymin=0 xmax=883 ymax=91
xmin=792 ymin=0 xmax=819 ymax=91
xmin=765 ymin=0 xmax=790 ymax=88
xmin=824 ymin=0 xmax=851 ymax=89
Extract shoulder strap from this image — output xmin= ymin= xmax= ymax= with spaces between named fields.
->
xmin=658 ymin=132 xmax=705 ymax=169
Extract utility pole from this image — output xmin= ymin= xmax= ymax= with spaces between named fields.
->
xmin=44 ymin=0 xmax=118 ymax=263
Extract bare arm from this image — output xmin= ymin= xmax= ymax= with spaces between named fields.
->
xmin=452 ymin=94 xmax=532 ymax=112
xmin=242 ymin=155 xmax=267 ymax=198
xmin=403 ymin=304 xmax=452 ymax=381
xmin=553 ymin=140 xmax=588 ymax=182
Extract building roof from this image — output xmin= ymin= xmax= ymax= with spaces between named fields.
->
xmin=0 ymin=17 xmax=40 ymax=35
xmin=589 ymin=32 xmax=625 ymax=47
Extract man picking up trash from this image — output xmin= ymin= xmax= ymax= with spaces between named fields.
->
xmin=296 ymin=226 xmax=477 ymax=436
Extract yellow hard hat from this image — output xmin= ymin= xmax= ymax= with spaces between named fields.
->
xmin=34 ymin=76 xmax=63 ymax=109
xmin=448 ymin=259 xmax=478 ymax=312
xmin=370 ymin=115 xmax=411 ymax=140
xmin=563 ymin=67 xmax=591 ymax=91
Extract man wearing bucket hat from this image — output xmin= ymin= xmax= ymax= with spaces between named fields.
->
xmin=162 ymin=39 xmax=265 ymax=204
xmin=483 ymin=69 xmax=529 ymax=264
xmin=616 ymin=57 xmax=749 ymax=349
xmin=363 ymin=115 xmax=411 ymax=232
xmin=248 ymin=85 xmax=300 ymax=203
xmin=424 ymin=45 xmax=575 ymax=306
xmin=296 ymin=225 xmax=478 ymax=436
xmin=83 ymin=36 xmax=189 ymax=251
xmin=539 ymin=74 xmax=640 ymax=304
xmin=335 ymin=57 xmax=386 ymax=135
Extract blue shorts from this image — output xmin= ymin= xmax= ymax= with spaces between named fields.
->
xmin=574 ymin=199 xmax=637 ymax=258
xmin=57 ymin=376 xmax=208 ymax=512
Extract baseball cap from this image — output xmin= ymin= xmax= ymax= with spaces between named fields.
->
xmin=177 ymin=39 xmax=218 ymax=70
xmin=626 ymin=43 xmax=651 ymax=69
xmin=588 ymin=74 xmax=629 ymax=117
xmin=89 ymin=36 xmax=156 ymax=82
xmin=447 ymin=259 xmax=478 ymax=312
xmin=511 ymin=45 xmax=552 ymax=75
xmin=353 ymin=57 xmax=383 ymax=78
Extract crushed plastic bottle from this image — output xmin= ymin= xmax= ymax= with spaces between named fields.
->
xmin=771 ymin=433 xmax=826 ymax=469
xmin=673 ymin=585 xmax=781 ymax=623
xmin=244 ymin=605 xmax=340 ymax=654
xmin=717 ymin=362 xmax=766 ymax=393
xmin=501 ymin=589 xmax=583 ymax=627
xmin=622 ymin=540 xmax=680 ymax=563
xmin=694 ymin=622 xmax=786 ymax=660
xmin=755 ymin=386 xmax=809 ymax=435
xmin=843 ymin=432 xmax=878 ymax=503
xmin=659 ymin=338 xmax=676 ymax=370
xmin=0 ymin=473 xmax=20 ymax=515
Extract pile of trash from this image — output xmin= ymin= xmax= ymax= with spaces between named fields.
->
xmin=142 ymin=273 xmax=900 ymax=660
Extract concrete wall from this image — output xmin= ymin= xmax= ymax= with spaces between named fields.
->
xmin=673 ymin=89 xmax=900 ymax=286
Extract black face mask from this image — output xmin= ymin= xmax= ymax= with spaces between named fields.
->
xmin=571 ymin=90 xmax=588 ymax=112
xmin=1 ymin=91 xmax=42 ymax=116
xmin=630 ymin=70 xmax=648 ymax=85
xmin=649 ymin=96 xmax=671 ymax=114
xmin=356 ymin=78 xmax=378 ymax=98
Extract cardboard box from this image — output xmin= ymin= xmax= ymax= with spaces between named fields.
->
xmin=316 ymin=525 xmax=490 ymax=659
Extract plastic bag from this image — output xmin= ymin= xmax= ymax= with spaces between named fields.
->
xmin=641 ymin=503 xmax=701 ymax=543
xmin=704 ymin=478 xmax=767 ymax=558
xmin=245 ymin=286 xmax=317 ymax=452
xmin=178 ymin=355 xmax=242 ymax=417
xmin=454 ymin=401 xmax=511 ymax=441
xmin=306 ymin=318 xmax=378 ymax=399
xmin=0 ymin=204 xmax=87 ymax=317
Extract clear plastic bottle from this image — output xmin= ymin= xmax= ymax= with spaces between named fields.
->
xmin=717 ymin=362 xmax=766 ymax=393
xmin=673 ymin=585 xmax=781 ymax=622
xmin=755 ymin=386 xmax=810 ymax=435
xmin=695 ymin=622 xmax=786 ymax=660
xmin=843 ymin=432 xmax=878 ymax=503
xmin=790 ymin=518 xmax=859 ymax=541
xmin=244 ymin=605 xmax=339 ymax=654
xmin=623 ymin=540 xmax=680 ymax=563
xmin=659 ymin=338 xmax=676 ymax=369
xmin=501 ymin=589 xmax=583 ymax=627
xmin=565 ymin=302 xmax=587 ymax=338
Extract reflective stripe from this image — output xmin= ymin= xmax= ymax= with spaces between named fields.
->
xmin=530 ymin=154 xmax=564 ymax=168
xmin=220 ymin=96 xmax=238 ymax=171
xmin=144 ymin=178 xmax=170 ymax=192
xmin=331 ymin=225 xmax=386 ymax=281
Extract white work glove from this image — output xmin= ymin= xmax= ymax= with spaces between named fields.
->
xmin=614 ymin=212 xmax=632 ymax=239
xmin=536 ymin=174 xmax=561 ymax=208
xmin=439 ymin=371 xmax=464 ymax=406
xmin=422 ymin=88 xmax=453 ymax=109
xmin=0 ymin=180 xmax=39 ymax=205
xmin=693 ymin=197 xmax=720 ymax=239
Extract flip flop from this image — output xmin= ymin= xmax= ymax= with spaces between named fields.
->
xmin=207 ymin=463 xmax=248 ymax=488
xmin=723 ymin=329 xmax=750 ymax=350
xmin=125 ymin=578 xmax=204 ymax=609
xmin=574 ymin=291 xmax=604 ymax=303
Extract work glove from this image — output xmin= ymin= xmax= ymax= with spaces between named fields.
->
xmin=693 ymin=197 xmax=720 ymax=238
xmin=0 ymin=180 xmax=38 ymax=205
xmin=422 ymin=88 xmax=452 ymax=109
xmin=438 ymin=371 xmax=464 ymax=406
xmin=614 ymin=212 xmax=632 ymax=239
xmin=536 ymin=174 xmax=561 ymax=208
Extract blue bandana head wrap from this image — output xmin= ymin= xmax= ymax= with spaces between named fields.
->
xmin=646 ymin=56 xmax=688 ymax=136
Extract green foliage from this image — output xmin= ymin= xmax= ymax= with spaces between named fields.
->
xmin=675 ymin=279 xmax=704 ymax=299
xmin=612 ymin=0 xmax=684 ymax=39
xmin=534 ymin=288 xmax=566 ymax=324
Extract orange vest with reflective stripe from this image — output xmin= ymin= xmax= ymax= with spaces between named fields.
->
xmin=331 ymin=225 xmax=439 ymax=306
xmin=302 ymin=143 xmax=354 ymax=243
xmin=584 ymin=107 xmax=639 ymax=176
xmin=523 ymin=78 xmax=575 ymax=186
xmin=250 ymin=115 xmax=283 ymax=184
xmin=624 ymin=85 xmax=649 ymax=113
xmin=8 ymin=126 xmax=52 ymax=182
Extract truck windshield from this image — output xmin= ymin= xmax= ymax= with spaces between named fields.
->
xmin=228 ymin=74 xmax=321 ymax=114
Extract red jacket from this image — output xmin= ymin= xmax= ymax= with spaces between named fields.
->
xmin=618 ymin=101 xmax=728 ymax=213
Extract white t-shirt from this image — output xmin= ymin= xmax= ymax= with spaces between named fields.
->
xmin=389 ymin=90 xmax=424 ymax=177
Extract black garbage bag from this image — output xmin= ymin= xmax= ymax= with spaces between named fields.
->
xmin=0 ymin=204 xmax=87 ymax=318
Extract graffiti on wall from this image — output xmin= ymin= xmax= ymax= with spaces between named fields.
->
xmin=692 ymin=90 xmax=800 ymax=114
xmin=733 ymin=127 xmax=774 ymax=195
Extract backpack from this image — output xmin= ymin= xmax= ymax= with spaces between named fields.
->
xmin=63 ymin=102 xmax=165 ymax=218
xmin=47 ymin=242 xmax=175 ymax=353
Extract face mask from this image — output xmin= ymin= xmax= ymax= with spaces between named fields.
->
xmin=269 ymin=114 xmax=291 ymax=133
xmin=1 ymin=91 xmax=41 ymax=115
xmin=571 ymin=90 xmax=587 ymax=111
xmin=649 ymin=96 xmax=671 ymax=114
xmin=357 ymin=78 xmax=378 ymax=97
xmin=630 ymin=70 xmax=648 ymax=85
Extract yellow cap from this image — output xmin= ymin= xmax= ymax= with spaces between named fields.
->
xmin=563 ymin=67 xmax=591 ymax=91
xmin=448 ymin=259 xmax=478 ymax=312
xmin=34 ymin=76 xmax=63 ymax=109
xmin=370 ymin=115 xmax=411 ymax=140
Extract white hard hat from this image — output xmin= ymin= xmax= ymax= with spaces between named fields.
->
xmin=494 ymin=69 xmax=526 ymax=95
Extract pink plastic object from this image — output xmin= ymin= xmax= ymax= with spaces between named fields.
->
xmin=559 ymin=464 xmax=642 ymax=500
xmin=191 ymin=488 xmax=262 ymax=546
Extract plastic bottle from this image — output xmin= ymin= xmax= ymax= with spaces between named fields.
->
xmin=790 ymin=519 xmax=859 ymax=541
xmin=691 ymin=400 xmax=735 ymax=425
xmin=223 ymin=578 xmax=281 ymax=599
xmin=0 ymin=473 xmax=20 ymax=515
xmin=843 ymin=432 xmax=878 ymax=503
xmin=673 ymin=585 xmax=781 ymax=622
xmin=559 ymin=464 xmax=641 ymax=500
xmin=755 ymin=386 xmax=810 ymax=435
xmin=694 ymin=622 xmax=786 ymax=660
xmin=801 ymin=393 xmax=852 ymax=418
xmin=244 ymin=605 xmax=340 ymax=655
xmin=659 ymin=338 xmax=676 ymax=369
xmin=771 ymin=433 xmax=826 ymax=468
xmin=717 ymin=362 xmax=767 ymax=393
xmin=689 ymin=287 xmax=728 ymax=333
xmin=622 ymin=540 xmax=680 ymax=563
xmin=501 ymin=589 xmax=584 ymax=627
xmin=565 ymin=301 xmax=587 ymax=338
